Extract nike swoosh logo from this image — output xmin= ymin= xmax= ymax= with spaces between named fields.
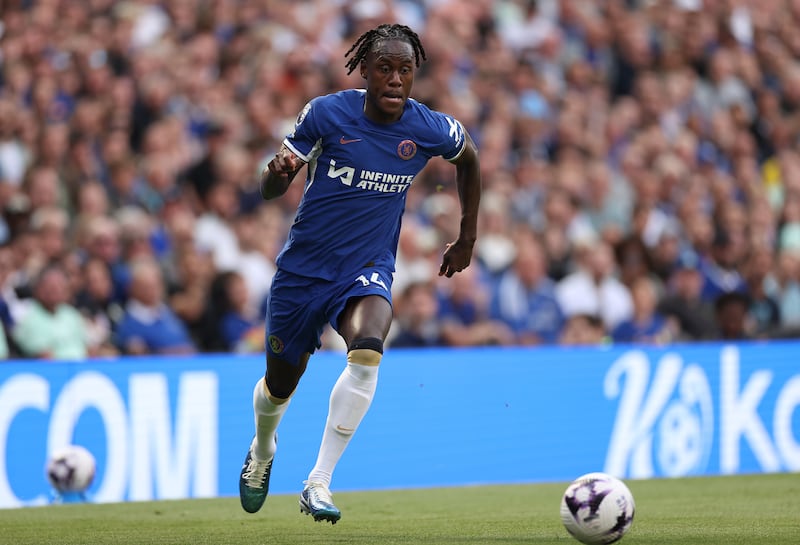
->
xmin=340 ymin=136 xmax=362 ymax=145
xmin=335 ymin=425 xmax=355 ymax=432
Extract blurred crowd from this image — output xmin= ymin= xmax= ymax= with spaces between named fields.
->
xmin=1 ymin=0 xmax=799 ymax=359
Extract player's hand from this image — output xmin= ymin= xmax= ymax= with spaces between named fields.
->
xmin=267 ymin=145 xmax=302 ymax=175
xmin=261 ymin=144 xmax=302 ymax=200
xmin=438 ymin=238 xmax=475 ymax=278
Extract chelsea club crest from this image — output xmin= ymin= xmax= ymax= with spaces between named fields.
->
xmin=397 ymin=139 xmax=417 ymax=160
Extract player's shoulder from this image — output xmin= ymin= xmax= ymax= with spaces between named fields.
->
xmin=296 ymin=89 xmax=363 ymax=132
xmin=405 ymin=96 xmax=441 ymax=119
xmin=403 ymin=98 xmax=464 ymax=153
xmin=311 ymin=89 xmax=364 ymax=116
xmin=404 ymin=97 xmax=460 ymax=130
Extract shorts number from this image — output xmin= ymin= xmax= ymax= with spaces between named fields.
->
xmin=355 ymin=272 xmax=388 ymax=291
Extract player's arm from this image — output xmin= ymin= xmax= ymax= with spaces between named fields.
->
xmin=260 ymin=143 xmax=304 ymax=200
xmin=439 ymin=127 xmax=481 ymax=278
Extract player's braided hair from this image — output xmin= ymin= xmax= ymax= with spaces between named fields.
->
xmin=344 ymin=24 xmax=426 ymax=75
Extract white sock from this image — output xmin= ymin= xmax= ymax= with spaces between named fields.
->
xmin=252 ymin=378 xmax=290 ymax=461
xmin=307 ymin=362 xmax=379 ymax=487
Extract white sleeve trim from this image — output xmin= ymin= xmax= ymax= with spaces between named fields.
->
xmin=283 ymin=139 xmax=310 ymax=163
xmin=445 ymin=121 xmax=467 ymax=163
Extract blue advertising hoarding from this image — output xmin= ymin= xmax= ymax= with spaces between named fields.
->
xmin=0 ymin=341 xmax=798 ymax=508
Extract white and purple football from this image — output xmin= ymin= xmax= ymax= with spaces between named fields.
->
xmin=46 ymin=444 xmax=96 ymax=494
xmin=560 ymin=472 xmax=635 ymax=544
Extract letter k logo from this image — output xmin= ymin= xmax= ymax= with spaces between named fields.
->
xmin=340 ymin=136 xmax=362 ymax=145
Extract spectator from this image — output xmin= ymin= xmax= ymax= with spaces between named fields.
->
xmin=714 ymin=291 xmax=751 ymax=341
xmin=23 ymin=165 xmax=65 ymax=211
xmin=0 ymin=320 xmax=7 ymax=359
xmin=79 ymin=215 xmax=130 ymax=304
xmin=559 ymin=314 xmax=607 ymax=346
xmin=497 ymin=0 xmax=559 ymax=58
xmin=473 ymin=191 xmax=517 ymax=277
xmin=764 ymin=249 xmax=800 ymax=332
xmin=390 ymin=282 xmax=445 ymax=348
xmin=61 ymin=132 xmax=104 ymax=200
xmin=194 ymin=181 xmax=241 ymax=272
xmin=695 ymin=48 xmax=755 ymax=123
xmin=114 ymin=258 xmax=196 ymax=355
xmin=106 ymin=156 xmax=158 ymax=211
xmin=490 ymin=232 xmax=564 ymax=344
xmin=0 ymin=99 xmax=30 ymax=189
xmin=34 ymin=124 xmax=69 ymax=176
xmin=199 ymin=270 xmax=263 ymax=353
xmin=167 ymin=244 xmax=217 ymax=348
xmin=393 ymin=216 xmax=439 ymax=296
xmin=509 ymin=155 xmax=549 ymax=233
xmin=231 ymin=212 xmax=276 ymax=316
xmin=584 ymin=159 xmax=633 ymax=243
xmin=657 ymin=250 xmax=717 ymax=341
xmin=556 ymin=240 xmax=633 ymax=331
xmin=217 ymin=144 xmax=263 ymax=214
xmin=649 ymin=228 xmax=683 ymax=284
xmin=73 ymin=257 xmax=122 ymax=357
xmin=542 ymin=184 xmax=597 ymax=249
xmin=699 ymin=229 xmax=748 ymax=302
xmin=611 ymin=276 xmax=674 ymax=344
xmin=11 ymin=263 xmax=88 ymax=359
xmin=181 ymin=122 xmax=228 ymax=206
xmin=0 ymin=244 xmax=18 ymax=353
xmin=743 ymin=246 xmax=781 ymax=338
xmin=73 ymin=180 xmax=111 ymax=226
xmin=115 ymin=205 xmax=157 ymax=265
xmin=158 ymin=202 xmax=199 ymax=284
xmin=29 ymin=205 xmax=70 ymax=267
xmin=614 ymin=234 xmax=660 ymax=290
xmin=540 ymin=222 xmax=573 ymax=282
xmin=437 ymin=264 xmax=514 ymax=347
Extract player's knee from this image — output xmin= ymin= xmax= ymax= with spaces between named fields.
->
xmin=264 ymin=353 xmax=309 ymax=402
xmin=348 ymin=337 xmax=384 ymax=354
xmin=264 ymin=373 xmax=294 ymax=403
xmin=347 ymin=337 xmax=383 ymax=367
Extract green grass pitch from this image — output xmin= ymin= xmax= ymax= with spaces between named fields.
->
xmin=2 ymin=473 xmax=798 ymax=544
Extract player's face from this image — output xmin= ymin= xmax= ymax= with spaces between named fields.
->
xmin=361 ymin=39 xmax=414 ymax=123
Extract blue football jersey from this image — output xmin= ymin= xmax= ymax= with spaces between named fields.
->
xmin=276 ymin=89 xmax=466 ymax=280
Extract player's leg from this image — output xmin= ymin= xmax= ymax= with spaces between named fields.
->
xmin=301 ymin=294 xmax=392 ymax=523
xmin=240 ymin=352 xmax=309 ymax=514
xmin=241 ymin=270 xmax=326 ymax=514
xmin=308 ymin=294 xmax=391 ymax=484
xmin=253 ymin=352 xmax=309 ymax=459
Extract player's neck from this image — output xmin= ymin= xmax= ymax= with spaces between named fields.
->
xmin=362 ymin=96 xmax=403 ymax=124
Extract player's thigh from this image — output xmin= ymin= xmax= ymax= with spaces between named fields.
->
xmin=338 ymin=294 xmax=393 ymax=345
xmin=330 ymin=267 xmax=394 ymax=345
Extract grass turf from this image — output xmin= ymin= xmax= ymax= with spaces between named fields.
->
xmin=1 ymin=473 xmax=798 ymax=545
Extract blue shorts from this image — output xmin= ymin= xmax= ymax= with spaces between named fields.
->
xmin=264 ymin=266 xmax=394 ymax=364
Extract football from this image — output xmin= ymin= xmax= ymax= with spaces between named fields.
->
xmin=46 ymin=444 xmax=96 ymax=494
xmin=560 ymin=472 xmax=635 ymax=544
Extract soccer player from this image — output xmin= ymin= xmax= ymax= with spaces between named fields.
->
xmin=239 ymin=24 xmax=481 ymax=523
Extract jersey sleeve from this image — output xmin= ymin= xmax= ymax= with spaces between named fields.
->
xmin=283 ymin=98 xmax=324 ymax=162
xmin=428 ymin=110 xmax=467 ymax=162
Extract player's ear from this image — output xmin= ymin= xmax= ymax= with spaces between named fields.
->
xmin=360 ymin=59 xmax=367 ymax=79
